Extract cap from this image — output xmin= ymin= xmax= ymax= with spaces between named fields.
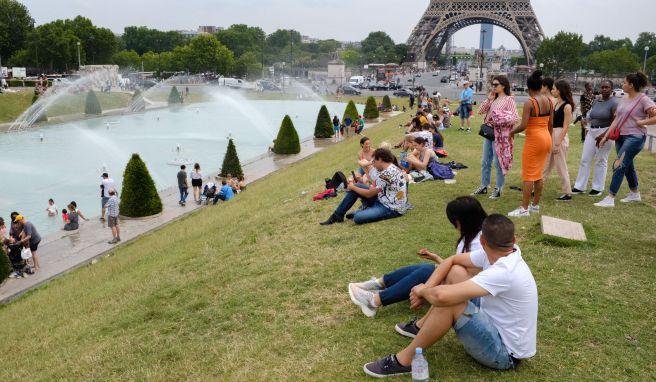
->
xmin=101 ymin=172 xmax=108 ymax=178
xmin=15 ymin=215 xmax=24 ymax=222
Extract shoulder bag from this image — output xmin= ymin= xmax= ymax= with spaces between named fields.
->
xmin=608 ymin=95 xmax=645 ymax=141
xmin=478 ymin=100 xmax=495 ymax=141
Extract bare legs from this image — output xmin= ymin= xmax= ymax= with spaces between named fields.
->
xmin=521 ymin=179 xmax=544 ymax=209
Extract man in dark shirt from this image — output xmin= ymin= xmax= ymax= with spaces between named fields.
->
xmin=579 ymin=82 xmax=595 ymax=142
xmin=177 ymin=165 xmax=188 ymax=206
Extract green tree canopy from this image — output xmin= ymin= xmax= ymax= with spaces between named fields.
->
xmin=536 ymin=31 xmax=585 ymax=77
xmin=0 ymin=244 xmax=10 ymax=283
xmin=112 ymin=50 xmax=140 ymax=69
xmin=0 ymin=0 xmax=34 ymax=60
xmin=361 ymin=32 xmax=399 ymax=63
xmin=119 ymin=153 xmax=163 ymax=217
xmin=215 ymin=24 xmax=265 ymax=58
xmin=633 ymin=32 xmax=656 ymax=58
xmin=122 ymin=26 xmax=186 ymax=55
xmin=172 ymin=34 xmax=234 ymax=75
xmin=233 ymin=52 xmax=261 ymax=79
xmin=69 ymin=16 xmax=117 ymax=64
xmin=273 ymin=115 xmax=301 ymax=154
xmin=587 ymin=48 xmax=641 ymax=76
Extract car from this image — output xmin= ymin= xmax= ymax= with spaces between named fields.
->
xmin=257 ymin=80 xmax=281 ymax=91
xmin=368 ymin=82 xmax=389 ymax=91
xmin=339 ymin=85 xmax=361 ymax=95
xmin=613 ymin=88 xmax=626 ymax=97
xmin=440 ymin=76 xmax=449 ymax=83
xmin=393 ymin=88 xmax=414 ymax=97
xmin=415 ymin=74 xmax=421 ymax=77
xmin=432 ymin=73 xmax=439 ymax=77
xmin=388 ymin=82 xmax=402 ymax=90
xmin=512 ymin=84 xmax=527 ymax=92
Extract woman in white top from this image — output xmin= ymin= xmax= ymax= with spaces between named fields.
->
xmin=190 ymin=163 xmax=203 ymax=204
xmin=347 ymin=196 xmax=488 ymax=317
xmin=405 ymin=136 xmax=437 ymax=171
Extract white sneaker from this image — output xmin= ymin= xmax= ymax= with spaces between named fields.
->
xmin=620 ymin=192 xmax=641 ymax=203
xmin=594 ymin=196 xmax=615 ymax=207
xmin=348 ymin=283 xmax=378 ymax=317
xmin=529 ymin=204 xmax=540 ymax=214
xmin=508 ymin=206 xmax=530 ymax=217
xmin=353 ymin=277 xmax=383 ymax=291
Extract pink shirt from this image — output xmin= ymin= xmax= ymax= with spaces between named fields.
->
xmin=617 ymin=95 xmax=656 ymax=136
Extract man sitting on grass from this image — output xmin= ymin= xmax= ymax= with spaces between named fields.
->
xmin=213 ymin=180 xmax=234 ymax=204
xmin=362 ymin=214 xmax=537 ymax=377
xmin=320 ymin=148 xmax=407 ymax=225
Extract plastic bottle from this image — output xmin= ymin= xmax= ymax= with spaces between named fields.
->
xmin=411 ymin=347 xmax=429 ymax=382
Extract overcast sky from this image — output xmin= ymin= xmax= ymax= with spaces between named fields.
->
xmin=18 ymin=0 xmax=654 ymax=49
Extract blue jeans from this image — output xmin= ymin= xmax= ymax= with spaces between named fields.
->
xmin=179 ymin=186 xmax=188 ymax=203
xmin=454 ymin=300 xmax=517 ymax=370
xmin=481 ymin=138 xmax=504 ymax=189
xmin=380 ymin=263 xmax=435 ymax=306
xmin=333 ymin=183 xmax=400 ymax=225
xmin=608 ymin=134 xmax=646 ymax=195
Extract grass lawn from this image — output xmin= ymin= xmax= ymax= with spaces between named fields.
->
xmin=0 ymin=99 xmax=654 ymax=381
xmin=0 ymin=90 xmax=34 ymax=123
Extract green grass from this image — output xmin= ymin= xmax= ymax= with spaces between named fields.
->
xmin=0 ymin=104 xmax=655 ymax=381
xmin=0 ymin=90 xmax=34 ymax=123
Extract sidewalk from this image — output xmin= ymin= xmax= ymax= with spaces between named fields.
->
xmin=0 ymin=112 xmax=400 ymax=304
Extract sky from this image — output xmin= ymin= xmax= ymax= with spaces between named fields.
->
xmin=18 ymin=0 xmax=654 ymax=49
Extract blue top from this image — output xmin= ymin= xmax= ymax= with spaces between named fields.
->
xmin=460 ymin=88 xmax=473 ymax=104
xmin=220 ymin=185 xmax=234 ymax=200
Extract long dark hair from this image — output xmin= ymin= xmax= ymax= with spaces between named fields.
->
xmin=446 ymin=196 xmax=488 ymax=252
xmin=527 ymin=70 xmax=543 ymax=91
xmin=493 ymin=75 xmax=511 ymax=97
xmin=625 ymin=72 xmax=649 ymax=92
xmin=555 ymin=79 xmax=575 ymax=109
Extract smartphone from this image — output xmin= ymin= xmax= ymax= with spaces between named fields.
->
xmin=351 ymin=171 xmax=358 ymax=183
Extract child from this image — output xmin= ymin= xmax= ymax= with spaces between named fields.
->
xmin=46 ymin=198 xmax=58 ymax=216
xmin=62 ymin=209 xmax=70 ymax=224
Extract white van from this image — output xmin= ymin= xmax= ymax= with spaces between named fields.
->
xmin=349 ymin=76 xmax=365 ymax=87
xmin=217 ymin=77 xmax=244 ymax=88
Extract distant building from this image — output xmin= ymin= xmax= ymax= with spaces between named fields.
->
xmin=178 ymin=30 xmax=199 ymax=39
xmin=301 ymin=35 xmax=320 ymax=44
xmin=198 ymin=26 xmax=222 ymax=34
xmin=480 ymin=24 xmax=493 ymax=51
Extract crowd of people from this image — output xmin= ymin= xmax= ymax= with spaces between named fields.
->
xmin=176 ymin=163 xmax=246 ymax=206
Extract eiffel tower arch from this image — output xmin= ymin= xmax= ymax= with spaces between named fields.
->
xmin=407 ymin=0 xmax=545 ymax=66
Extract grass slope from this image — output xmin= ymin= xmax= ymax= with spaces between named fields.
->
xmin=0 ymin=104 xmax=654 ymax=381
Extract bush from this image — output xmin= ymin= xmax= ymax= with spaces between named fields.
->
xmin=273 ymin=115 xmax=301 ymax=154
xmin=128 ymin=89 xmax=145 ymax=112
xmin=382 ymin=95 xmax=392 ymax=111
xmin=363 ymin=96 xmax=379 ymax=119
xmin=119 ymin=153 xmax=163 ymax=217
xmin=314 ymin=105 xmax=334 ymax=138
xmin=220 ymin=138 xmax=244 ymax=178
xmin=342 ymin=100 xmax=359 ymax=123
xmin=168 ymin=86 xmax=182 ymax=104
xmin=85 ymin=90 xmax=102 ymax=115
xmin=7 ymin=79 xmax=51 ymax=87
xmin=0 ymin=246 xmax=11 ymax=284
xmin=31 ymin=94 xmax=48 ymax=123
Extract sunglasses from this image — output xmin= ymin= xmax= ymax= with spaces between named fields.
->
xmin=491 ymin=83 xmax=501 ymax=87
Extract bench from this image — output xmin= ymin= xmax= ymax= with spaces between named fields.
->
xmin=647 ymin=132 xmax=656 ymax=153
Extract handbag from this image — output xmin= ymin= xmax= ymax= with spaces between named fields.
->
xmin=478 ymin=123 xmax=495 ymax=140
xmin=608 ymin=95 xmax=645 ymax=141
xmin=21 ymin=247 xmax=33 ymax=260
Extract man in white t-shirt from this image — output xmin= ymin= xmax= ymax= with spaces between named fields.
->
xmin=363 ymin=214 xmax=538 ymax=378
xmin=100 ymin=173 xmax=116 ymax=221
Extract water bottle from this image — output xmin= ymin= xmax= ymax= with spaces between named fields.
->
xmin=411 ymin=347 xmax=429 ymax=382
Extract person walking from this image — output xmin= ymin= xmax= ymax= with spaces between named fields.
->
xmin=332 ymin=115 xmax=341 ymax=142
xmin=14 ymin=215 xmax=41 ymax=271
xmin=105 ymin=189 xmax=121 ymax=244
xmin=542 ymin=79 xmax=575 ymax=201
xmin=472 ymin=75 xmax=519 ymax=199
xmin=100 ymin=173 xmax=115 ymax=221
xmin=457 ymin=81 xmax=474 ymax=132
xmin=595 ymin=72 xmax=656 ymax=208
xmin=177 ymin=165 xmax=189 ymax=206
xmin=190 ymin=163 xmax=203 ymax=204
xmin=508 ymin=70 xmax=553 ymax=217
xmin=579 ymin=82 xmax=595 ymax=142
xmin=572 ymin=80 xmax=618 ymax=196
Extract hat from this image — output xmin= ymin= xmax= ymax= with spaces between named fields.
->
xmin=101 ymin=172 xmax=108 ymax=178
xmin=14 ymin=215 xmax=24 ymax=222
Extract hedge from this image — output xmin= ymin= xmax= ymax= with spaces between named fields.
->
xmin=342 ymin=100 xmax=359 ymax=123
xmin=273 ymin=115 xmax=301 ymax=154
xmin=7 ymin=79 xmax=52 ymax=87
xmin=314 ymin=105 xmax=334 ymax=138
xmin=85 ymin=90 xmax=102 ymax=115
xmin=168 ymin=86 xmax=182 ymax=104
xmin=0 ymin=246 xmax=11 ymax=283
xmin=220 ymin=138 xmax=244 ymax=178
xmin=129 ymin=89 xmax=145 ymax=112
xmin=382 ymin=95 xmax=392 ymax=111
xmin=119 ymin=153 xmax=163 ymax=217
xmin=363 ymin=96 xmax=379 ymax=119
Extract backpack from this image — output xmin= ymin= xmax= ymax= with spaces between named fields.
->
xmin=325 ymin=171 xmax=347 ymax=190
xmin=427 ymin=162 xmax=455 ymax=180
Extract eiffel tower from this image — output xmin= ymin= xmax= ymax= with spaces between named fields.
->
xmin=407 ymin=0 xmax=545 ymax=66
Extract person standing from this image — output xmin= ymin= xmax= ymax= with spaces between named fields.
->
xmin=105 ymin=189 xmax=121 ymax=244
xmin=409 ymin=92 xmax=415 ymax=109
xmin=190 ymin=163 xmax=203 ymax=204
xmin=332 ymin=115 xmax=341 ymax=142
xmin=14 ymin=215 xmax=42 ymax=271
xmin=579 ymin=82 xmax=595 ymax=142
xmin=572 ymin=80 xmax=618 ymax=196
xmin=458 ymin=81 xmax=474 ymax=132
xmin=595 ymin=72 xmax=656 ymax=208
xmin=472 ymin=75 xmax=519 ymax=199
xmin=508 ymin=70 xmax=553 ymax=217
xmin=177 ymin=165 xmax=188 ymax=206
xmin=100 ymin=173 xmax=115 ymax=221
xmin=542 ymin=79 xmax=575 ymax=201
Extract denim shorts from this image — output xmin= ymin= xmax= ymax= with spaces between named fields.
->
xmin=101 ymin=196 xmax=109 ymax=208
xmin=453 ymin=299 xmax=518 ymax=370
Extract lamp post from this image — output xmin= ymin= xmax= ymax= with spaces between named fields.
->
xmin=479 ymin=29 xmax=487 ymax=81
xmin=644 ymin=46 xmax=650 ymax=73
xmin=77 ymin=41 xmax=81 ymax=70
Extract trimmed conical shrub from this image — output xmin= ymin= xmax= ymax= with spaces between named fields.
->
xmin=128 ymin=89 xmax=145 ymax=112
xmin=382 ymin=95 xmax=392 ymax=111
xmin=273 ymin=115 xmax=301 ymax=154
xmin=363 ymin=96 xmax=379 ymax=119
xmin=31 ymin=94 xmax=48 ymax=123
xmin=0 ymin=246 xmax=11 ymax=284
xmin=119 ymin=153 xmax=163 ymax=217
xmin=85 ymin=90 xmax=102 ymax=115
xmin=342 ymin=100 xmax=359 ymax=123
xmin=220 ymin=138 xmax=244 ymax=178
xmin=168 ymin=86 xmax=182 ymax=104
xmin=314 ymin=105 xmax=333 ymax=138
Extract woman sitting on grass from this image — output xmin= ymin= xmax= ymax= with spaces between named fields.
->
xmin=357 ymin=136 xmax=374 ymax=175
xmin=405 ymin=136 xmax=437 ymax=172
xmin=348 ymin=196 xmax=487 ymax=317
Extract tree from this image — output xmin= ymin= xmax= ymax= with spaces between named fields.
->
xmin=168 ymin=86 xmax=182 ymax=104
xmin=233 ymin=52 xmax=261 ymax=79
xmin=633 ymin=32 xmax=656 ymax=58
xmin=128 ymin=89 xmax=145 ymax=112
xmin=586 ymin=48 xmax=640 ymax=76
xmin=0 ymin=0 xmax=34 ymax=61
xmin=382 ymin=95 xmax=392 ymax=111
xmin=172 ymin=34 xmax=234 ymax=74
xmin=361 ymin=31 xmax=398 ymax=63
xmin=215 ymin=24 xmax=265 ymax=58
xmin=314 ymin=105 xmax=333 ymax=138
xmin=112 ymin=50 xmax=140 ymax=69
xmin=85 ymin=90 xmax=102 ymax=115
xmin=363 ymin=96 xmax=379 ymax=119
xmin=273 ymin=115 xmax=301 ymax=154
xmin=340 ymin=49 xmax=362 ymax=67
xmin=119 ymin=153 xmax=163 ymax=217
xmin=121 ymin=26 xmax=186 ymax=55
xmin=220 ymin=138 xmax=244 ymax=178
xmin=343 ymin=100 xmax=359 ymax=122
xmin=535 ymin=31 xmax=585 ymax=77
xmin=0 ymin=245 xmax=10 ymax=284
xmin=68 ymin=16 xmax=117 ymax=64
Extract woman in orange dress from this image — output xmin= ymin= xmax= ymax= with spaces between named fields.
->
xmin=508 ymin=70 xmax=553 ymax=217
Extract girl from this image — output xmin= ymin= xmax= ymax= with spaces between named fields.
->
xmin=543 ymin=79 xmax=575 ymax=201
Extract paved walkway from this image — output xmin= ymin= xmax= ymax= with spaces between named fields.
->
xmin=0 ymin=112 xmax=401 ymax=303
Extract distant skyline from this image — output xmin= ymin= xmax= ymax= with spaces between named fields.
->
xmin=18 ymin=0 xmax=654 ymax=49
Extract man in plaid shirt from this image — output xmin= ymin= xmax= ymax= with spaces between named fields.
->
xmin=105 ymin=188 xmax=121 ymax=244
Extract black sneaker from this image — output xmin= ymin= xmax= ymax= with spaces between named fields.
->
xmin=471 ymin=186 xmax=488 ymax=195
xmin=571 ymin=188 xmax=585 ymax=194
xmin=395 ymin=319 xmax=420 ymax=338
xmin=556 ymin=194 xmax=572 ymax=201
xmin=345 ymin=212 xmax=355 ymax=220
xmin=588 ymin=189 xmax=602 ymax=196
xmin=489 ymin=187 xmax=501 ymax=199
xmin=363 ymin=354 xmax=411 ymax=378
xmin=319 ymin=215 xmax=344 ymax=225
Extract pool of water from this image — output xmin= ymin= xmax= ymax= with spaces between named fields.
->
xmin=0 ymin=98 xmax=360 ymax=236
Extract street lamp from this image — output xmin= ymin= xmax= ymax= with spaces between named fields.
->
xmin=644 ymin=46 xmax=650 ymax=73
xmin=77 ymin=41 xmax=81 ymax=70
